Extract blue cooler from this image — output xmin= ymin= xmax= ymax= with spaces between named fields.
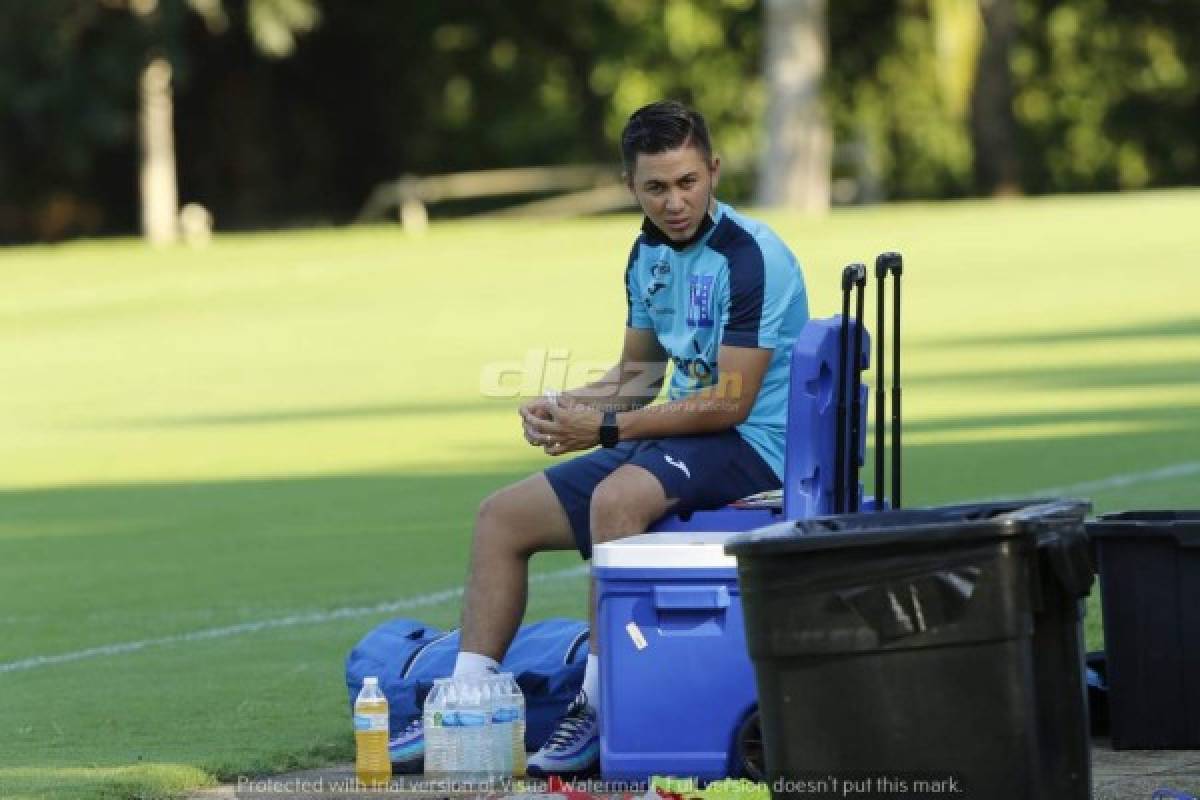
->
xmin=593 ymin=532 xmax=757 ymax=782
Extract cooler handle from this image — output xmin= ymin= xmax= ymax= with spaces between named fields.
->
xmin=653 ymin=585 xmax=731 ymax=611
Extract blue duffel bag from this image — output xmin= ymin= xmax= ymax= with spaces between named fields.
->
xmin=345 ymin=617 xmax=588 ymax=754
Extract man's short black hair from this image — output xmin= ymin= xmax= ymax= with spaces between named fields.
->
xmin=620 ymin=101 xmax=713 ymax=175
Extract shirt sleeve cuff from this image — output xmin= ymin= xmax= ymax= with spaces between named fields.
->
xmin=722 ymin=330 xmax=768 ymax=348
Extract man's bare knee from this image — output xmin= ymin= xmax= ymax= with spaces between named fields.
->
xmin=475 ymin=490 xmax=506 ymax=534
xmin=473 ymin=476 xmax=574 ymax=558
xmin=473 ymin=488 xmax=530 ymax=560
xmin=590 ymin=481 xmax=659 ymax=542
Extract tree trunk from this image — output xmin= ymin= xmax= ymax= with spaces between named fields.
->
xmin=756 ymin=0 xmax=832 ymax=213
xmin=970 ymin=0 xmax=1021 ymax=196
xmin=139 ymin=54 xmax=179 ymax=245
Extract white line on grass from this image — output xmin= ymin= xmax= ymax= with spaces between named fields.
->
xmin=3 ymin=458 xmax=1197 ymax=676
xmin=0 ymin=565 xmax=587 ymax=675
xmin=1017 ymin=459 xmax=1200 ymax=498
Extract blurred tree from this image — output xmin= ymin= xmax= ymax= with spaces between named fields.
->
xmin=926 ymin=0 xmax=1022 ymax=196
xmin=402 ymin=1 xmax=764 ymax=175
xmin=829 ymin=0 xmax=1199 ymax=200
xmin=123 ymin=0 xmax=319 ymax=244
xmin=1 ymin=0 xmax=1197 ymax=242
xmin=284 ymin=0 xmax=765 ymax=212
xmin=756 ymin=0 xmax=832 ymax=213
xmin=0 ymin=2 xmax=143 ymax=240
xmin=133 ymin=10 xmax=180 ymax=246
xmin=970 ymin=0 xmax=1020 ymax=194
xmin=827 ymin=0 xmax=975 ymax=199
xmin=1013 ymin=0 xmax=1200 ymax=193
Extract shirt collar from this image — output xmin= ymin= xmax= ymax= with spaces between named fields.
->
xmin=640 ymin=201 xmax=723 ymax=252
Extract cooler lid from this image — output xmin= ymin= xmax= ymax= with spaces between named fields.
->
xmin=592 ymin=532 xmax=740 ymax=569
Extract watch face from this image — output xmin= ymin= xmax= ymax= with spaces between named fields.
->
xmin=600 ymin=413 xmax=618 ymax=447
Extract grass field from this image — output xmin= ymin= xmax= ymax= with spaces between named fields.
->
xmin=1 ymin=189 xmax=1198 ymax=799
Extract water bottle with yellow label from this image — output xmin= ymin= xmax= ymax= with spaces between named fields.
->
xmin=353 ymin=676 xmax=391 ymax=787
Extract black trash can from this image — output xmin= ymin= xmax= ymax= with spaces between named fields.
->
xmin=726 ymin=500 xmax=1093 ymax=800
xmin=1030 ymin=510 xmax=1095 ymax=797
xmin=1087 ymin=511 xmax=1200 ymax=749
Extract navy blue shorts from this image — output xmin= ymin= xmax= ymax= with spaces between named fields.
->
xmin=543 ymin=429 xmax=781 ymax=560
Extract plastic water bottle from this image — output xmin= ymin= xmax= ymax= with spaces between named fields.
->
xmin=484 ymin=675 xmax=510 ymax=778
xmin=480 ymin=675 xmax=512 ymax=779
xmin=491 ymin=673 xmax=525 ymax=777
xmin=353 ymin=676 xmax=390 ymax=788
xmin=478 ymin=676 xmax=506 ymax=781
xmin=468 ymin=681 xmax=496 ymax=786
xmin=504 ymin=673 xmax=527 ymax=777
xmin=422 ymin=678 xmax=452 ymax=778
xmin=444 ymin=678 xmax=466 ymax=780
xmin=456 ymin=676 xmax=493 ymax=785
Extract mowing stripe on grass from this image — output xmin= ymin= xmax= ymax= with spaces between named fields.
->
xmin=3 ymin=458 xmax=1197 ymax=677
xmin=0 ymin=565 xmax=587 ymax=675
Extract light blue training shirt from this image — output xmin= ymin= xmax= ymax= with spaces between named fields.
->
xmin=625 ymin=200 xmax=810 ymax=480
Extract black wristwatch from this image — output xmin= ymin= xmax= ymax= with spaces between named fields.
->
xmin=599 ymin=411 xmax=619 ymax=448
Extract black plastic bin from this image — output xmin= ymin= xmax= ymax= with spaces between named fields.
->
xmin=726 ymin=500 xmax=1094 ymax=800
xmin=1087 ymin=510 xmax=1200 ymax=750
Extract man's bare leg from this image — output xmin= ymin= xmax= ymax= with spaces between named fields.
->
xmin=524 ymin=463 xmax=677 ymax=774
xmin=458 ymin=472 xmax=577 ymax=661
xmin=587 ymin=464 xmax=678 ymax=656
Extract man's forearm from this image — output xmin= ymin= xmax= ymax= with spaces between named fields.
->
xmin=562 ymin=363 xmax=663 ymax=412
xmin=615 ymin=386 xmax=747 ymax=440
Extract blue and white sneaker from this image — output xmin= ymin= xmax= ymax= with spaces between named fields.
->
xmin=527 ymin=690 xmax=600 ymax=779
xmin=388 ymin=718 xmax=424 ymax=774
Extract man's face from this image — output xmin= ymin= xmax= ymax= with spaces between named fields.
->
xmin=627 ymin=144 xmax=720 ymax=242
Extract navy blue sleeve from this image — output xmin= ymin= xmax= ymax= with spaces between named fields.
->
xmin=710 ymin=226 xmax=766 ymax=347
xmin=625 ymin=236 xmax=653 ymax=329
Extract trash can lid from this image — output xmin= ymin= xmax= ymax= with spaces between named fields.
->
xmin=594 ymin=531 xmax=740 ymax=569
xmin=1087 ymin=510 xmax=1200 ymax=547
xmin=725 ymin=499 xmax=1090 ymax=557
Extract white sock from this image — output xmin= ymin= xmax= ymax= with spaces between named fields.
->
xmin=581 ymin=654 xmax=600 ymax=710
xmin=452 ymin=651 xmax=500 ymax=678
